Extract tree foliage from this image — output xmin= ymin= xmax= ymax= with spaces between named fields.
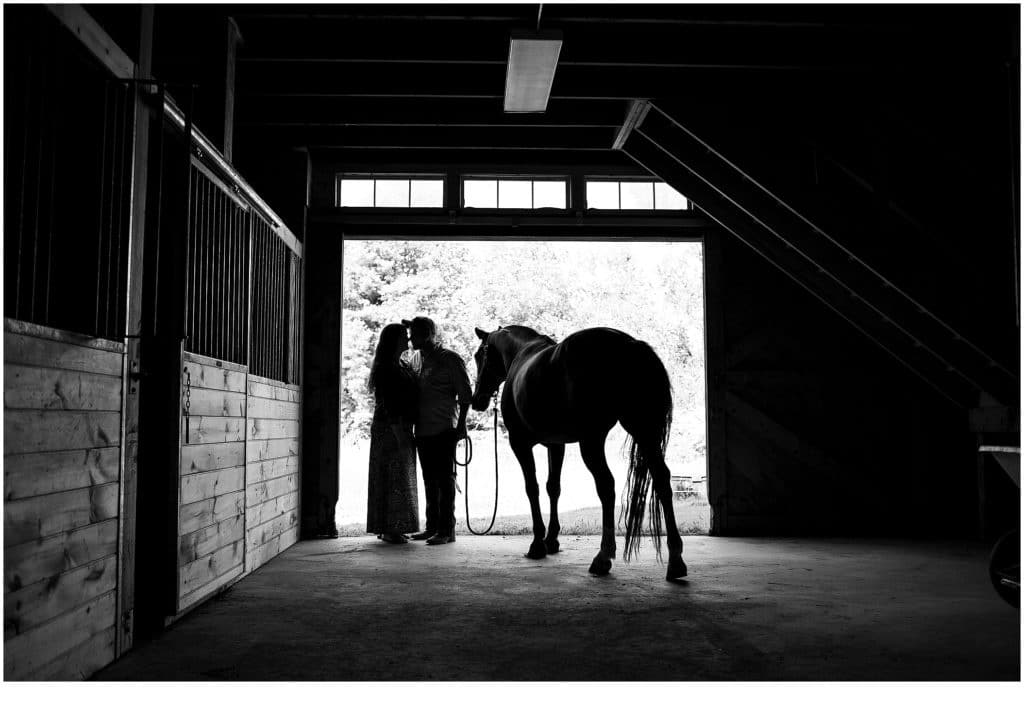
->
xmin=341 ymin=240 xmax=707 ymax=461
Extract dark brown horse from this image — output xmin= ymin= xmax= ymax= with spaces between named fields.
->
xmin=470 ymin=325 xmax=687 ymax=580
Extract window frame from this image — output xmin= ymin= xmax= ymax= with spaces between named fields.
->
xmin=584 ymin=176 xmax=689 ymax=212
xmin=460 ymin=175 xmax=570 ymax=210
xmin=335 ymin=173 xmax=446 ymax=209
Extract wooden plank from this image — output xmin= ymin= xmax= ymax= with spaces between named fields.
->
xmin=4 ymin=447 xmax=120 ymax=501
xmin=247 ymin=436 xmax=300 ymax=462
xmin=4 ymin=483 xmax=119 ymax=547
xmin=3 ymin=590 xmax=117 ymax=680
xmin=185 ymin=387 xmax=246 ymax=418
xmin=249 ymin=526 xmax=298 ymax=572
xmin=5 ymin=319 xmax=125 ymax=353
xmin=246 ymin=395 xmax=301 ymax=420
xmin=177 ymin=563 xmax=243 ymax=612
xmin=4 ymin=410 xmax=120 ymax=455
xmin=4 ymin=554 xmax=117 ymax=641
xmin=248 ymin=375 xmax=301 ymax=392
xmin=246 ymin=473 xmax=298 ymax=507
xmin=245 ymin=454 xmax=299 ymax=486
xmin=179 ymin=513 xmax=245 ymax=565
xmin=4 ymin=332 xmax=123 ymax=376
xmin=179 ymin=539 xmax=244 ymax=597
xmin=180 ymin=466 xmax=245 ymax=506
xmin=183 ymin=351 xmax=247 ymax=374
xmin=247 ymin=381 xmax=300 ymax=402
xmin=45 ymin=4 xmax=134 ymax=79
xmin=4 ymin=365 xmax=123 ymax=411
xmin=246 ymin=491 xmax=299 ymax=528
xmin=247 ymin=418 xmax=300 ymax=441
xmin=180 ymin=441 xmax=246 ymax=475
xmin=178 ymin=492 xmax=245 ymax=536
xmin=5 ymin=520 xmax=119 ymax=593
xmin=183 ymin=416 xmax=245 ymax=444
xmin=31 ymin=625 xmax=116 ymax=681
xmin=247 ymin=508 xmax=298 ymax=551
xmin=183 ymin=359 xmax=247 ymax=393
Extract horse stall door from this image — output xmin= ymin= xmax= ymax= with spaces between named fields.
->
xmin=4 ymin=322 xmax=124 ymax=679
xmin=176 ymin=353 xmax=247 ymax=613
xmin=245 ymin=375 xmax=301 ymax=572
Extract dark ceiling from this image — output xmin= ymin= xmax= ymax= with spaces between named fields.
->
xmin=191 ymin=3 xmax=1017 ymax=169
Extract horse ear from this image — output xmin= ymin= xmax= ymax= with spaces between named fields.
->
xmin=474 ymin=327 xmax=488 ymax=340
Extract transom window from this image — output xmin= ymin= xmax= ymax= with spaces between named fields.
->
xmin=336 ymin=175 xmax=444 ymax=208
xmin=586 ymin=179 xmax=689 ymax=210
xmin=462 ymin=177 xmax=568 ymax=209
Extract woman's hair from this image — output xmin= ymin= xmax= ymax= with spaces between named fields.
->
xmin=368 ymin=323 xmax=409 ymax=393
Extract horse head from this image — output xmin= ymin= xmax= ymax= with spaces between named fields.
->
xmin=470 ymin=326 xmax=507 ymax=411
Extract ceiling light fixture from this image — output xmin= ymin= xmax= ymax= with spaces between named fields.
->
xmin=503 ymin=29 xmax=562 ymax=113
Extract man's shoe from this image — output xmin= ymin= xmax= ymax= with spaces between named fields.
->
xmin=410 ymin=530 xmax=435 ymax=541
xmin=426 ymin=533 xmax=455 ymax=545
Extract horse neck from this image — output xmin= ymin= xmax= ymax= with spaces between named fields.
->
xmin=493 ymin=328 xmax=547 ymax=374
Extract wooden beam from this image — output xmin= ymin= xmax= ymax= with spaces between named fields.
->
xmin=46 ymin=4 xmax=134 ymax=79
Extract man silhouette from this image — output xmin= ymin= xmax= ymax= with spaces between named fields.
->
xmin=403 ymin=316 xmax=471 ymax=545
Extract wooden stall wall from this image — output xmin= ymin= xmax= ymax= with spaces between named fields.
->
xmin=245 ymin=375 xmax=301 ymax=572
xmin=177 ymin=352 xmax=247 ymax=613
xmin=4 ymin=320 xmax=124 ymax=680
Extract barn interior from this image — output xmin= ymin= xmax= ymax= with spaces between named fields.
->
xmin=3 ymin=3 xmax=1020 ymax=682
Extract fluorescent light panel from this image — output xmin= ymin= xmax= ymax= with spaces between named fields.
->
xmin=504 ymin=30 xmax=562 ymax=113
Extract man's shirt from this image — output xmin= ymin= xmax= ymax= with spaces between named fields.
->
xmin=412 ymin=345 xmax=472 ymax=437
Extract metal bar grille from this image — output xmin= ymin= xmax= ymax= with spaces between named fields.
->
xmin=182 ymin=163 xmax=250 ymax=365
xmin=4 ymin=9 xmax=132 ymax=341
xmin=248 ymin=213 xmax=298 ymax=383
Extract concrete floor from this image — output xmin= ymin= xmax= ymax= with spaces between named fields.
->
xmin=96 ymin=535 xmax=1019 ymax=681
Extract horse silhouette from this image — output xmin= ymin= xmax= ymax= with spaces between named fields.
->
xmin=470 ymin=324 xmax=687 ymax=580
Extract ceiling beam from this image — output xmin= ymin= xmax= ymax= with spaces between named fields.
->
xmin=233 ymin=96 xmax=629 ymax=127
xmin=235 ymin=62 xmax=842 ymax=100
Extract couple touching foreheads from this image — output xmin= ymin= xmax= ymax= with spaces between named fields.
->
xmin=365 ymin=316 xmax=472 ymax=546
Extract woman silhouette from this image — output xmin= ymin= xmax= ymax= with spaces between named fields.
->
xmin=365 ymin=323 xmax=420 ymax=543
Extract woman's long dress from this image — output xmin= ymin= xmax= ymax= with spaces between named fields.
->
xmin=366 ymin=364 xmax=420 ymax=535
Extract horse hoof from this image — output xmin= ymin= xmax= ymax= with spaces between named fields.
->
xmin=589 ymin=555 xmax=612 ymax=576
xmin=666 ymin=557 xmax=688 ymax=580
xmin=526 ymin=541 xmax=548 ymax=560
xmin=545 ymin=538 xmax=560 ymax=554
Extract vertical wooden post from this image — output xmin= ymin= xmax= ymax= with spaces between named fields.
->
xmin=116 ymin=3 xmax=153 ymax=658
xmin=702 ymin=228 xmax=729 ymax=535
xmin=222 ymin=18 xmax=242 ymax=163
xmin=300 ymin=227 xmax=342 ymax=538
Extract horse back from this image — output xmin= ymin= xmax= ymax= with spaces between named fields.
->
xmin=507 ymin=327 xmax=639 ymax=441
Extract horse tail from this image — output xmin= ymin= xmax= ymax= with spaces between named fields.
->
xmin=621 ymin=339 xmax=673 ymax=563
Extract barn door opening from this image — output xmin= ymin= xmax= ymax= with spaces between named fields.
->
xmin=336 ymin=238 xmax=709 ymax=538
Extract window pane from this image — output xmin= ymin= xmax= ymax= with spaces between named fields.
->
xmin=533 ymin=180 xmax=566 ymax=208
xmin=410 ymin=179 xmax=444 ymax=207
xmin=586 ymin=181 xmax=619 ymax=209
xmin=375 ymin=179 xmax=410 ymax=207
xmin=498 ymin=180 xmax=532 ymax=209
xmin=463 ymin=180 xmax=497 ymax=208
xmin=339 ymin=179 xmax=374 ymax=207
xmin=654 ymin=182 xmax=688 ymax=210
xmin=620 ymin=182 xmax=654 ymax=209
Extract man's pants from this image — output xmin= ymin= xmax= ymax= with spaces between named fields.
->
xmin=415 ymin=429 xmax=457 ymax=536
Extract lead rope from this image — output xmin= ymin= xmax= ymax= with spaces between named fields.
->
xmin=456 ymin=393 xmax=500 ymax=535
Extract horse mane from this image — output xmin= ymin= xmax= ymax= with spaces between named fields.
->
xmin=502 ymin=324 xmax=557 ymax=348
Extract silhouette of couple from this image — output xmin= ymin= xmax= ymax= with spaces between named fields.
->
xmin=365 ymin=317 xmax=471 ymax=545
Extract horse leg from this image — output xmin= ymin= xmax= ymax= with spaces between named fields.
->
xmin=646 ymin=444 xmax=687 ymax=580
xmin=580 ymin=435 xmax=616 ymax=576
xmin=543 ymin=443 xmax=565 ymax=554
xmin=511 ymin=438 xmax=548 ymax=560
